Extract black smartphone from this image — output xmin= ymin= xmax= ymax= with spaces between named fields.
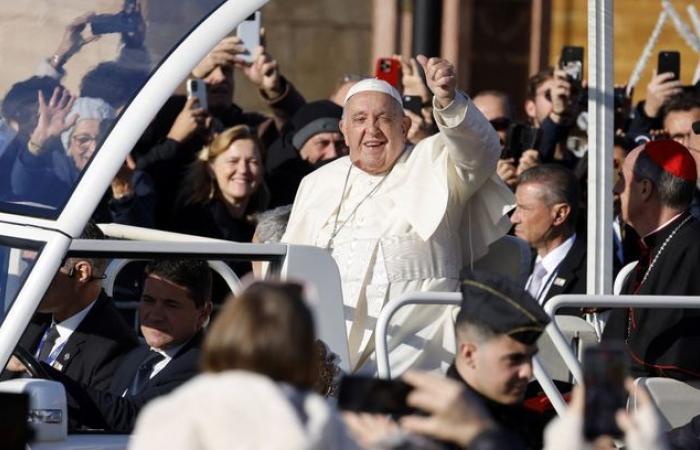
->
xmin=402 ymin=95 xmax=423 ymax=115
xmin=502 ymin=123 xmax=541 ymax=160
xmin=658 ymin=51 xmax=680 ymax=81
xmin=560 ymin=46 xmax=584 ymax=83
xmin=337 ymin=375 xmax=415 ymax=416
xmin=583 ymin=343 xmax=629 ymax=441
xmin=91 ymin=12 xmax=139 ymax=35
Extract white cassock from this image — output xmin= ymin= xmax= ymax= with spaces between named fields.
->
xmin=282 ymin=92 xmax=514 ymax=374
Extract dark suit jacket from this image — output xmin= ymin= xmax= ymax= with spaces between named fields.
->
xmin=541 ymin=235 xmax=587 ymax=312
xmin=3 ymin=291 xmax=138 ymax=391
xmin=49 ymin=332 xmax=203 ymax=433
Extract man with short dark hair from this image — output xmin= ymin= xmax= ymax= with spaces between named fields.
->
xmin=449 ymin=271 xmax=550 ymax=450
xmin=604 ymin=140 xmax=700 ymax=380
xmin=511 ymin=164 xmax=585 ymax=309
xmin=46 ymin=258 xmax=213 ymax=433
xmin=660 ymin=93 xmax=700 ymax=148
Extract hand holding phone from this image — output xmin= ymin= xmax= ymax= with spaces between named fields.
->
xmin=560 ymin=46 xmax=584 ymax=83
xmin=186 ymin=79 xmax=208 ymax=110
xmin=337 ymin=375 xmax=415 ymax=417
xmin=657 ymin=51 xmax=680 ymax=81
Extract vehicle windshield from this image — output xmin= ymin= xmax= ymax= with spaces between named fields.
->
xmin=0 ymin=238 xmax=43 ymax=326
xmin=0 ymin=0 xmax=225 ymax=219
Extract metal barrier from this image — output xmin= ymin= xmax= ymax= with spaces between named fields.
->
xmin=375 ymin=292 xmax=700 ymax=417
xmin=374 ymin=292 xmax=569 ymax=415
xmin=544 ymin=294 xmax=700 ymax=385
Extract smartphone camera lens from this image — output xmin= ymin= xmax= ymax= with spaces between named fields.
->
xmin=380 ymin=61 xmax=391 ymax=72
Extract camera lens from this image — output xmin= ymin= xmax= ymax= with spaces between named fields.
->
xmin=380 ymin=61 xmax=390 ymax=72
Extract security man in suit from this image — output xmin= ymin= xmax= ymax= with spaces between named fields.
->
xmin=46 ymin=258 xmax=213 ymax=433
xmin=3 ymin=223 xmax=138 ymax=390
xmin=448 ymin=271 xmax=551 ymax=450
xmin=510 ymin=164 xmax=587 ymax=311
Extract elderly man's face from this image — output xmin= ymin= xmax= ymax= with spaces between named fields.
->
xmin=511 ymin=182 xmax=563 ymax=250
xmin=664 ymin=108 xmax=700 ymax=148
xmin=340 ymin=91 xmax=411 ymax=174
xmin=614 ymin=146 xmax=643 ymax=228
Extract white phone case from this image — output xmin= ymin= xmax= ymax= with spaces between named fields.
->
xmin=236 ymin=11 xmax=261 ymax=63
xmin=186 ymin=78 xmax=208 ymax=110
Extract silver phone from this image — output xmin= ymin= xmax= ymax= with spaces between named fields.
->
xmin=236 ymin=11 xmax=261 ymax=63
xmin=186 ymin=78 xmax=208 ymax=110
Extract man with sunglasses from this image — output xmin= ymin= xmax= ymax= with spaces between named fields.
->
xmin=2 ymin=223 xmax=138 ymax=392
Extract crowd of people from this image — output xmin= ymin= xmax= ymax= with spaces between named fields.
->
xmin=3 ymin=5 xmax=700 ymax=449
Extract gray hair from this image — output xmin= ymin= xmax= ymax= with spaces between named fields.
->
xmin=254 ymin=205 xmax=293 ymax=244
xmin=61 ymin=97 xmax=116 ymax=151
xmin=518 ymin=164 xmax=579 ymax=230
xmin=633 ymin=151 xmax=695 ymax=209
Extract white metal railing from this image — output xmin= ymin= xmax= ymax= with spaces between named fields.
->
xmin=544 ymin=294 xmax=700 ymax=385
xmin=375 ymin=292 xmax=700 ymax=417
xmin=373 ymin=292 xmax=569 ymax=415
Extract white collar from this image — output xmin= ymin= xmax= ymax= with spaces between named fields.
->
xmin=536 ymin=233 xmax=577 ymax=274
xmin=53 ymin=299 xmax=98 ymax=340
xmin=643 ymin=211 xmax=686 ymax=239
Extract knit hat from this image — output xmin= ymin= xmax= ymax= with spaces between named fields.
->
xmin=289 ymin=100 xmax=342 ymax=151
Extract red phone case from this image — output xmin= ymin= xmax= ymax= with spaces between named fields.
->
xmin=375 ymin=58 xmax=401 ymax=88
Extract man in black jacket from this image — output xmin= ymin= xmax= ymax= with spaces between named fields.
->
xmin=2 ymin=223 xmax=138 ymax=391
xmin=511 ymin=164 xmax=586 ymax=313
xmin=48 ymin=258 xmax=213 ymax=433
xmin=448 ymin=271 xmax=551 ymax=450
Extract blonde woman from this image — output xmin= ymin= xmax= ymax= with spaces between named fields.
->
xmin=173 ymin=124 xmax=269 ymax=244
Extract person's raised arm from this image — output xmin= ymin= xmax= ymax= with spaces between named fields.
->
xmin=416 ymin=55 xmax=500 ymax=181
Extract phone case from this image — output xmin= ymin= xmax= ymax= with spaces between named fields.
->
xmin=375 ymin=58 xmax=401 ymax=88
xmin=236 ymin=11 xmax=261 ymax=63
xmin=186 ymin=79 xmax=208 ymax=110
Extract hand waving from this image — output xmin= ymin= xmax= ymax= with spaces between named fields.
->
xmin=29 ymin=87 xmax=77 ymax=154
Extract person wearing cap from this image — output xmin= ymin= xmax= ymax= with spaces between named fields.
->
xmin=449 ymin=271 xmax=550 ymax=450
xmin=604 ymin=140 xmax=700 ymax=380
xmin=265 ymin=100 xmax=347 ymax=207
xmin=282 ymin=55 xmax=514 ymax=374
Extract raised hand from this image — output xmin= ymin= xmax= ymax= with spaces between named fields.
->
xmin=191 ymin=36 xmax=243 ymax=79
xmin=52 ymin=12 xmax=99 ymax=70
xmin=241 ymin=45 xmax=283 ymax=98
xmin=398 ymin=55 xmax=431 ymax=103
xmin=416 ymin=55 xmax=457 ymax=109
xmin=166 ymin=96 xmax=210 ymax=143
xmin=643 ymin=70 xmax=683 ymax=119
xmin=29 ymin=87 xmax=77 ymax=154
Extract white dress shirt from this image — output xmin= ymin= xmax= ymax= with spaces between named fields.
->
xmin=526 ymin=234 xmax=577 ymax=304
xmin=149 ymin=342 xmax=186 ymax=379
xmin=36 ymin=299 xmax=97 ymax=365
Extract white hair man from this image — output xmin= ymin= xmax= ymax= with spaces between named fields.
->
xmin=283 ymin=56 xmax=514 ymax=374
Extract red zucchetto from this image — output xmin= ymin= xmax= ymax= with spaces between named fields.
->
xmin=643 ymin=140 xmax=697 ymax=183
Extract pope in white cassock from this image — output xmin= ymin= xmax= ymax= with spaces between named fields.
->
xmin=283 ymin=56 xmax=514 ymax=374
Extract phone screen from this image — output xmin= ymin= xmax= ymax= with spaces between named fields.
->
xmin=583 ymin=344 xmax=629 ymax=441
xmin=337 ymin=375 xmax=415 ymax=417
